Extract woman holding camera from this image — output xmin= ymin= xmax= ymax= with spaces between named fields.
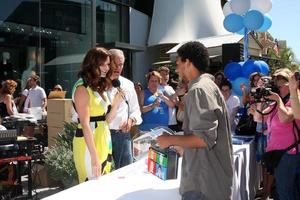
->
xmin=258 ymin=68 xmax=300 ymax=200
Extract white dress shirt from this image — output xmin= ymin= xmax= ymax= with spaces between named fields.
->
xmin=107 ymin=76 xmax=142 ymax=130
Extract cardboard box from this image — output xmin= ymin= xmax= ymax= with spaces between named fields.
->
xmin=47 ymin=98 xmax=72 ymax=127
xmin=47 ymin=113 xmax=67 ymax=128
xmin=47 ymin=99 xmax=72 ymax=115
xmin=48 ymin=126 xmax=64 ymax=147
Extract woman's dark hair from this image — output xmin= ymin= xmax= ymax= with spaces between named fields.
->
xmin=78 ymin=47 xmax=110 ymax=93
xmin=249 ymin=72 xmax=263 ymax=87
xmin=214 ymin=71 xmax=225 ymax=79
xmin=220 ymin=78 xmax=232 ymax=90
xmin=177 ymin=41 xmax=210 ymax=73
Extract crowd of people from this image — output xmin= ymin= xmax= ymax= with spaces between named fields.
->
xmin=212 ymin=66 xmax=300 ymax=199
xmin=1 ymin=41 xmax=300 ymax=199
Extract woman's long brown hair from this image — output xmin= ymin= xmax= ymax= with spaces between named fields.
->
xmin=78 ymin=47 xmax=110 ymax=94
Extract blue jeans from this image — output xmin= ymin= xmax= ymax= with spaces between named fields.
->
xmin=111 ymin=130 xmax=133 ymax=169
xmin=182 ymin=191 xmax=208 ymax=200
xmin=255 ymin=132 xmax=267 ymax=162
xmin=275 ymin=153 xmax=300 ymax=200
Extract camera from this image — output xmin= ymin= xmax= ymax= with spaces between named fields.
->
xmin=250 ymin=87 xmax=272 ymax=102
xmin=250 ymin=78 xmax=278 ymax=103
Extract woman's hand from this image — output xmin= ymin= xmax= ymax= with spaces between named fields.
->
xmin=113 ymin=89 xmax=125 ymax=106
xmin=153 ymin=98 xmax=161 ymax=107
xmin=265 ymin=91 xmax=280 ymax=103
xmin=91 ymin=155 xmax=102 ymax=178
xmin=289 ymin=73 xmax=299 ymax=93
xmin=240 ymin=83 xmax=247 ymax=92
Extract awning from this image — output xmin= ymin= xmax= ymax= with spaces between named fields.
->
xmin=167 ymin=34 xmax=244 ymax=54
xmin=45 ymin=54 xmax=84 ymax=66
xmin=100 ymin=41 xmax=145 ymax=52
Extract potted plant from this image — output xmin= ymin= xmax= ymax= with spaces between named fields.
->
xmin=44 ymin=122 xmax=78 ymax=188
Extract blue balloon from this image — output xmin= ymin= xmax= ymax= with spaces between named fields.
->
xmin=244 ymin=10 xmax=264 ymax=30
xmin=257 ymin=14 xmax=272 ymax=32
xmin=223 ymin=13 xmax=244 ymax=33
xmin=258 ymin=60 xmax=269 ymax=75
xmin=224 ymin=62 xmax=243 ymax=81
xmin=242 ymin=59 xmax=262 ymax=79
xmin=232 ymin=77 xmax=249 ymax=96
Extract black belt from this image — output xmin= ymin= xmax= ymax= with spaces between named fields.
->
xmin=110 ymin=129 xmax=121 ymax=132
xmin=77 ymin=115 xmax=106 ymax=124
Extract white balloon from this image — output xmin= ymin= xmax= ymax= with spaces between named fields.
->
xmin=231 ymin=0 xmax=251 ymax=15
xmin=251 ymin=0 xmax=272 ymax=13
xmin=223 ymin=1 xmax=233 ymax=16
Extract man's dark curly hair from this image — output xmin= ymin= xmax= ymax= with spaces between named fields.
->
xmin=78 ymin=47 xmax=110 ymax=93
xmin=177 ymin=41 xmax=210 ymax=73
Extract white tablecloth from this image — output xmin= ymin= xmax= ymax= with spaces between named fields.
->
xmin=232 ymin=136 xmax=261 ymax=200
xmin=44 ymin=138 xmax=259 ymax=200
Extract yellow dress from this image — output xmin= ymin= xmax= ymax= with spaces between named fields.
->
xmin=72 ymin=79 xmax=112 ymax=183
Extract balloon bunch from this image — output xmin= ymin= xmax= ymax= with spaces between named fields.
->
xmin=224 ymin=60 xmax=269 ymax=96
xmin=223 ymin=0 xmax=272 ymax=34
xmin=222 ymin=0 xmax=272 ymax=96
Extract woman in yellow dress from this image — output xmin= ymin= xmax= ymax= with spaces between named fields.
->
xmin=72 ymin=47 xmax=123 ymax=183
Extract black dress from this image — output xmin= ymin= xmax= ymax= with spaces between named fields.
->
xmin=0 ymin=102 xmax=9 ymax=118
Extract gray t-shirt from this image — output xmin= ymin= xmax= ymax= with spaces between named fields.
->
xmin=180 ymin=74 xmax=233 ymax=200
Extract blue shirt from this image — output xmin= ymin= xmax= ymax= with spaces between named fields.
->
xmin=140 ymin=88 xmax=169 ymax=131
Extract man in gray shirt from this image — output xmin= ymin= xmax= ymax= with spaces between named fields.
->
xmin=157 ymin=41 xmax=233 ymax=200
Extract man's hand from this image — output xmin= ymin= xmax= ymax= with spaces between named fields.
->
xmin=173 ymin=146 xmax=184 ymax=157
xmin=156 ymin=135 xmax=171 ymax=149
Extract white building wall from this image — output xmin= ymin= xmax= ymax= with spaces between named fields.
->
xmin=129 ymin=7 xmax=152 ymax=84
xmin=148 ymin=0 xmax=228 ymax=46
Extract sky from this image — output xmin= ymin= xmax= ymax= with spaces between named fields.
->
xmin=269 ymin=0 xmax=300 ymax=61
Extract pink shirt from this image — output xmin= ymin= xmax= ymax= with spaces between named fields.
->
xmin=266 ymin=100 xmax=300 ymax=154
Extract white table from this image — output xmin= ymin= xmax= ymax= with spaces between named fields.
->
xmin=44 ymin=138 xmax=259 ymax=200
xmin=44 ymin=158 xmax=181 ymax=200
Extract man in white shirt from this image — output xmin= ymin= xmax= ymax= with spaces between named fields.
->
xmin=158 ymin=66 xmax=178 ymax=131
xmin=107 ymin=49 xmax=142 ymax=169
xmin=23 ymin=74 xmax=47 ymax=112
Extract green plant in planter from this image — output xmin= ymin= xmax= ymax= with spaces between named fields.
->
xmin=44 ymin=122 xmax=78 ymax=188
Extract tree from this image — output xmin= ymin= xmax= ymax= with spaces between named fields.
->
xmin=267 ymin=46 xmax=300 ymax=74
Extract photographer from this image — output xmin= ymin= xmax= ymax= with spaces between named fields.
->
xmin=249 ymin=77 xmax=272 ymax=200
xmin=254 ymin=68 xmax=300 ymax=200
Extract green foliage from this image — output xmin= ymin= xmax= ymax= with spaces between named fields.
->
xmin=267 ymin=47 xmax=300 ymax=74
xmin=44 ymin=122 xmax=78 ymax=186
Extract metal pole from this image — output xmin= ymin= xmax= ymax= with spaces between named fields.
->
xmin=243 ymin=28 xmax=249 ymax=62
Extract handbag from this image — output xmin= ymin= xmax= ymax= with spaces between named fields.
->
xmin=262 ymin=121 xmax=300 ymax=174
xmin=235 ymin=111 xmax=257 ymax=136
